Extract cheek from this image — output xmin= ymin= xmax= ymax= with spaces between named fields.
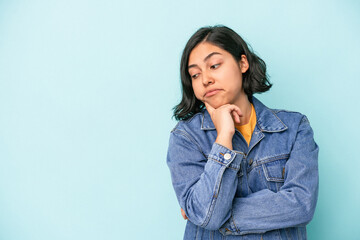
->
xmin=227 ymin=72 xmax=243 ymax=90
xmin=192 ymin=83 xmax=202 ymax=100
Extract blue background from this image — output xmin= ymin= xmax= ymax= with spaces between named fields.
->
xmin=1 ymin=0 xmax=359 ymax=239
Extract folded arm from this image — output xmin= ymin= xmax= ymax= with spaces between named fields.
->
xmin=167 ymin=129 xmax=243 ymax=230
xmin=219 ymin=116 xmax=319 ymax=235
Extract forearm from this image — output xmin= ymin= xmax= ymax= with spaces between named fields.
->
xmin=219 ymin=187 xmax=318 ymax=235
xmin=219 ymin=117 xmax=319 ymax=235
xmin=181 ymin=143 xmax=241 ymax=230
xmin=167 ymin=130 xmax=242 ymax=230
xmin=215 ymin=132 xmax=234 ymax=150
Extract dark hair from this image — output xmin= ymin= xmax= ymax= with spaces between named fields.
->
xmin=172 ymin=25 xmax=272 ymax=121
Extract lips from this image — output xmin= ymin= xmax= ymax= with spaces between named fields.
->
xmin=204 ymin=89 xmax=221 ymax=97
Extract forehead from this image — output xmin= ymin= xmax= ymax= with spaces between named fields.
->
xmin=188 ymin=42 xmax=228 ymax=64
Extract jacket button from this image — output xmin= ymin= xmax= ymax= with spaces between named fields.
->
xmin=224 ymin=153 xmax=231 ymax=160
xmin=249 ymin=158 xmax=253 ymax=165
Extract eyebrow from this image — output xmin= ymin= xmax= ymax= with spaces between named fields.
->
xmin=188 ymin=52 xmax=222 ymax=70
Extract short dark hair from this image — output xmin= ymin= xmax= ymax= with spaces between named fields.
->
xmin=172 ymin=25 xmax=272 ymax=121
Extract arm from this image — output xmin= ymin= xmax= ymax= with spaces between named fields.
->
xmin=167 ymin=129 xmax=242 ymax=230
xmin=219 ymin=116 xmax=319 ymax=235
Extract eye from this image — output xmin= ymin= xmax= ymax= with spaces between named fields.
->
xmin=210 ymin=64 xmax=220 ymax=69
xmin=191 ymin=73 xmax=199 ymax=79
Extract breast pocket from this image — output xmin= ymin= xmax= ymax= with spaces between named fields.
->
xmin=262 ymin=158 xmax=288 ymax=192
xmin=248 ymin=154 xmax=289 ymax=193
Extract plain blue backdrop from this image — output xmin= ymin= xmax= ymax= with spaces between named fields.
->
xmin=0 ymin=0 xmax=359 ymax=239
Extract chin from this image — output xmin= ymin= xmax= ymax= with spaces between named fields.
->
xmin=208 ymin=101 xmax=229 ymax=109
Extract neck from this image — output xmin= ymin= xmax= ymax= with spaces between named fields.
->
xmin=234 ymin=93 xmax=252 ymax=126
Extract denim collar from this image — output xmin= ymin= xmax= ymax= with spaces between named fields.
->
xmin=200 ymin=96 xmax=288 ymax=132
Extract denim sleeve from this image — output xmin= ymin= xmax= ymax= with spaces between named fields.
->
xmin=166 ymin=129 xmax=243 ymax=230
xmin=219 ymin=116 xmax=319 ymax=236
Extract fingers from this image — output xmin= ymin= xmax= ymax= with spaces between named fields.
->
xmin=204 ymin=102 xmax=243 ymax=121
xmin=181 ymin=208 xmax=188 ymax=220
xmin=232 ymin=110 xmax=241 ymax=124
xmin=226 ymin=105 xmax=242 ymax=124
xmin=231 ymin=105 xmax=243 ymax=117
xmin=204 ymin=102 xmax=214 ymax=116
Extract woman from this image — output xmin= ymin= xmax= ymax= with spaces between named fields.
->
xmin=166 ymin=25 xmax=319 ymax=240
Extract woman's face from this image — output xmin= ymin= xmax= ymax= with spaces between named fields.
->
xmin=188 ymin=42 xmax=249 ymax=109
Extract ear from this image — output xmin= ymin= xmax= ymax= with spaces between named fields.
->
xmin=239 ymin=55 xmax=249 ymax=73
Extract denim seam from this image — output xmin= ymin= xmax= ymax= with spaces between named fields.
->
xmin=289 ymin=115 xmax=307 ymax=153
xmin=209 ymin=143 xmax=238 ymax=166
xmin=213 ymin=142 xmax=234 ymax=154
xmin=269 ymin=111 xmax=288 ymax=132
xmin=236 ymin=209 xmax=308 ymax=235
xmin=285 ymin=228 xmax=292 ymax=240
xmin=258 ymin=110 xmax=288 ymax=132
xmin=233 ymin=150 xmax=246 ymax=156
xmin=246 ymin=127 xmax=264 ymax=156
xmin=278 ymin=229 xmax=283 ymax=240
xmin=171 ymin=129 xmax=205 ymax=157
xmin=273 ymin=109 xmax=302 ymax=114
xmin=238 ymin=229 xmax=267 ymax=235
xmin=208 ymin=157 xmax=239 ymax=171
xmin=228 ymin=163 xmax=240 ymax=171
xmin=170 ymin=122 xmax=180 ymax=132
xmin=200 ymin=166 xmax=227 ymax=228
xmin=236 ymin=209 xmax=314 ymax=235
xmin=201 ymin=111 xmax=216 ymax=130
xmin=271 ymin=111 xmax=288 ymax=125
xmin=171 ymin=129 xmax=239 ymax=228
xmin=247 ymin=153 xmax=290 ymax=172
xmin=297 ymin=227 xmax=302 ymax=239
xmin=208 ymin=156 xmax=240 ymax=171
xmin=184 ymin=111 xmax=204 ymax=123
xmin=262 ymin=163 xmax=286 ymax=182
xmin=230 ymin=210 xmax=240 ymax=234
xmin=207 ymin=156 xmax=227 ymax=165
xmin=301 ymin=115 xmax=310 ymax=124
xmin=195 ymin=225 xmax=200 ymax=240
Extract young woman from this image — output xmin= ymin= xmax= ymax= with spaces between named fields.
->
xmin=166 ymin=25 xmax=319 ymax=240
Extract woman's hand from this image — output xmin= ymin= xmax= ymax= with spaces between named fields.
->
xmin=204 ymin=102 xmax=243 ymax=150
xmin=181 ymin=208 xmax=188 ymax=220
xmin=179 ymin=104 xmax=242 ymax=220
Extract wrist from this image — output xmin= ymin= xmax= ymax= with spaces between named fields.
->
xmin=215 ymin=134 xmax=233 ymax=150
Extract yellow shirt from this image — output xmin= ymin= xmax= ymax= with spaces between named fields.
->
xmin=235 ymin=104 xmax=256 ymax=146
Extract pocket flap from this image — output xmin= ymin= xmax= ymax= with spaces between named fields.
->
xmin=262 ymin=159 xmax=286 ymax=182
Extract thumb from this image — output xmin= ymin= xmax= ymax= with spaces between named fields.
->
xmin=204 ymin=102 xmax=215 ymax=115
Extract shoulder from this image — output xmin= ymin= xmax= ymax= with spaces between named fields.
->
xmin=170 ymin=110 xmax=205 ymax=134
xmin=270 ymin=108 xmax=318 ymax=150
xmin=268 ymin=108 xmax=312 ymax=136
xmin=272 ymin=109 xmax=310 ymax=125
xmin=252 ymin=97 xmax=311 ymax=132
xmin=168 ymin=110 xmax=210 ymax=153
xmin=167 ymin=111 xmax=208 ymax=155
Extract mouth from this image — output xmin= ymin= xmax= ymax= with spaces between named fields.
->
xmin=204 ymin=89 xmax=222 ymax=97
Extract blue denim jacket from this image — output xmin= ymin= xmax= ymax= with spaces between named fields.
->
xmin=166 ymin=97 xmax=319 ymax=240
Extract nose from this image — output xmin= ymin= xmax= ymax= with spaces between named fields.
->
xmin=202 ymin=71 xmax=214 ymax=85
